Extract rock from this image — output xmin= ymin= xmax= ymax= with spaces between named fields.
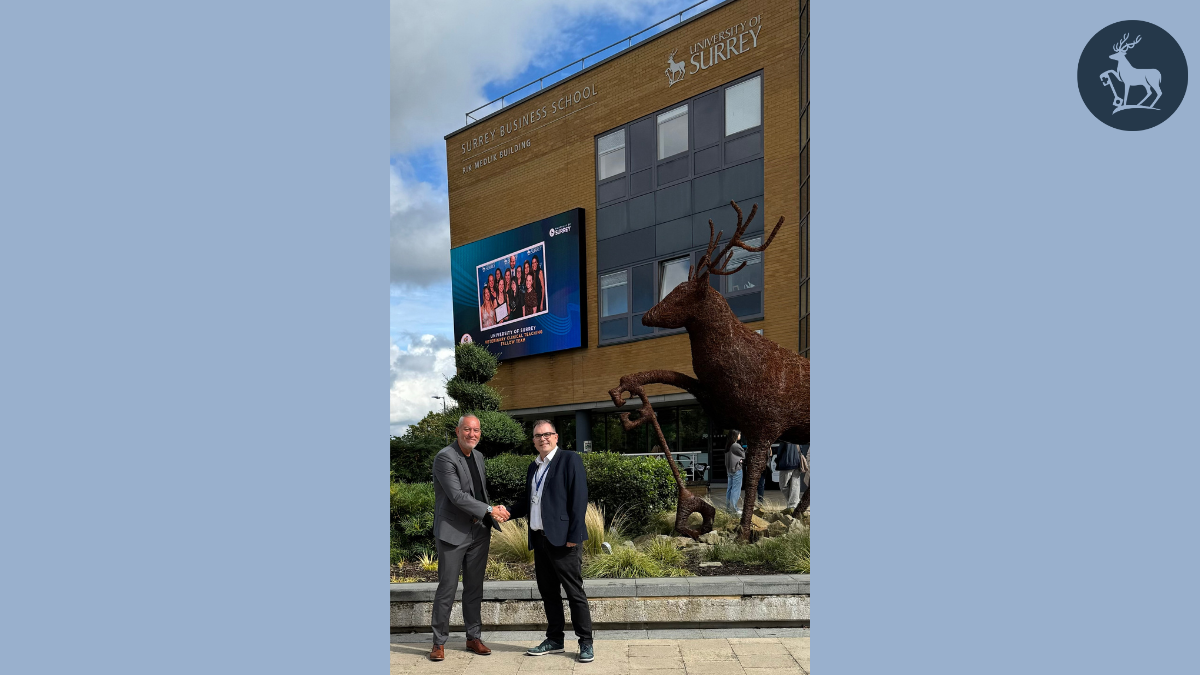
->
xmin=673 ymin=537 xmax=693 ymax=548
xmin=750 ymin=515 xmax=769 ymax=531
xmin=622 ymin=540 xmax=636 ymax=548
xmin=761 ymin=511 xmax=779 ymax=523
xmin=777 ymin=513 xmax=794 ymax=526
xmin=767 ymin=520 xmax=788 ymax=537
xmin=656 ymin=534 xmax=672 ymax=541
xmin=687 ymin=512 xmax=703 ymax=526
xmin=698 ymin=531 xmax=723 ymax=545
xmin=632 ymin=534 xmax=658 ymax=548
xmin=787 ymin=520 xmax=806 ymax=534
xmin=699 ymin=561 xmax=722 ymax=568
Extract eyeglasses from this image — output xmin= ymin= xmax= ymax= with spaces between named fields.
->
xmin=533 ymin=432 xmax=557 ymax=440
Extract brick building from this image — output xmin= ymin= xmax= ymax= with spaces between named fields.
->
xmin=444 ymin=0 xmax=809 ymax=486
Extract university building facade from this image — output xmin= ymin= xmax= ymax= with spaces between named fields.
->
xmin=445 ymin=0 xmax=809 ymax=487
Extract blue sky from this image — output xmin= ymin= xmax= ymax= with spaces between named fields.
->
xmin=389 ymin=0 xmax=723 ymax=434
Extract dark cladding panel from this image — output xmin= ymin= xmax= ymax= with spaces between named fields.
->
xmin=692 ymin=172 xmax=722 ymax=212
xmin=692 ymin=203 xmax=738 ymax=247
xmin=655 ymin=216 xmax=692 ymax=256
xmin=596 ymin=227 xmax=655 ymax=271
xmin=630 ymin=168 xmax=653 ymax=196
xmin=694 ymin=145 xmax=722 ymax=175
xmin=657 ymin=155 xmax=689 ymax=185
xmin=595 ymin=202 xmax=628 ymax=241
xmin=597 ymin=178 xmax=627 ymax=204
xmin=632 ymin=263 xmax=655 ymax=313
xmin=632 ymin=314 xmax=654 ymax=336
xmin=629 ymin=118 xmax=655 ymax=172
xmin=724 ymin=131 xmax=762 ymax=164
xmin=655 ymin=181 xmax=691 ymax=223
xmin=693 ymin=91 xmax=722 ymax=149
xmin=722 ymin=158 xmax=764 ymax=204
xmin=628 ymin=193 xmax=655 ymax=231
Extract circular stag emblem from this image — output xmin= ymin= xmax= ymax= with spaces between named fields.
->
xmin=1077 ymin=20 xmax=1188 ymax=131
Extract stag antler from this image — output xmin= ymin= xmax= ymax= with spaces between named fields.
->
xmin=689 ymin=200 xmax=785 ymax=280
xmin=1114 ymin=33 xmax=1142 ymax=53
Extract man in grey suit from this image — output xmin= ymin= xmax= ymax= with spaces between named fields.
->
xmin=428 ymin=414 xmax=511 ymax=662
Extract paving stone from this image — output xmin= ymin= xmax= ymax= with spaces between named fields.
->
xmin=731 ymin=641 xmax=791 ymax=655
xmin=733 ymin=653 xmax=799 ymax=669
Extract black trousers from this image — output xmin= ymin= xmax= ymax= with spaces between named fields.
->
xmin=530 ymin=529 xmax=592 ymax=646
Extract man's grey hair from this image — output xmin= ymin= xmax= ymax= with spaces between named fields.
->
xmin=531 ymin=419 xmax=556 ymax=433
xmin=457 ymin=414 xmax=481 ymax=428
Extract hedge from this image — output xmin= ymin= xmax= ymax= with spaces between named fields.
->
xmin=390 ymin=481 xmax=435 ymax=564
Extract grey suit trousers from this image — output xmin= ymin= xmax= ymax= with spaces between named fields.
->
xmin=431 ymin=521 xmax=491 ymax=644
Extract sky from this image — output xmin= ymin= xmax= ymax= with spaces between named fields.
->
xmin=389 ymin=0 xmax=724 ymax=436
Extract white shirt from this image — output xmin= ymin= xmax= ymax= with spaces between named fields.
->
xmin=529 ymin=446 xmax=558 ymax=531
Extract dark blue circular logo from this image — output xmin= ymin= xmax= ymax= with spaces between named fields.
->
xmin=1077 ymin=20 xmax=1187 ymax=130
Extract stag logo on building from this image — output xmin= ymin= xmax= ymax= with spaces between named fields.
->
xmin=664 ymin=14 xmax=762 ymax=88
xmin=1077 ymin=20 xmax=1188 ymax=131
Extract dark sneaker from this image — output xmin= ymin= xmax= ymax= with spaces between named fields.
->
xmin=526 ymin=639 xmax=565 ymax=656
xmin=578 ymin=643 xmax=594 ymax=663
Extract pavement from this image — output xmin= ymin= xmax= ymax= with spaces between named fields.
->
xmin=390 ymin=629 xmax=810 ymax=674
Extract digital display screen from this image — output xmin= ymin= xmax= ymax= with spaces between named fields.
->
xmin=450 ymin=208 xmax=585 ymax=360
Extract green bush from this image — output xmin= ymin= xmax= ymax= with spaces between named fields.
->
xmin=446 ymin=378 xmax=502 ymax=412
xmin=485 ymin=453 xmax=535 ymax=506
xmin=391 ymin=481 xmax=436 ymax=564
xmin=453 ymin=342 xmax=498 ymax=384
xmin=642 ymin=537 xmax=685 ymax=568
xmin=704 ymin=529 xmax=810 ymax=573
xmin=582 ymin=546 xmax=690 ymax=578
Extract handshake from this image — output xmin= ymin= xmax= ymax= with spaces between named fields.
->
xmin=490 ymin=505 xmax=511 ymax=523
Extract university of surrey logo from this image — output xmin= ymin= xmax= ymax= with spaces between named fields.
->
xmin=1078 ymin=21 xmax=1188 ymax=131
xmin=665 ymin=49 xmax=686 ymax=87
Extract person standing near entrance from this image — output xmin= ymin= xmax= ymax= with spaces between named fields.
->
xmin=724 ymin=430 xmax=745 ymax=513
xmin=504 ymin=420 xmax=594 ymax=663
xmin=427 ymin=415 xmax=510 ymax=662
xmin=774 ymin=441 xmax=805 ymax=512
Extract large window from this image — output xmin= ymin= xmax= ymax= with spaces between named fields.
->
xmin=725 ymin=76 xmax=761 ymax=136
xmin=600 ymin=270 xmax=628 ymax=317
xmin=658 ymin=257 xmax=690 ymax=300
xmin=656 ymin=105 xmax=688 ymax=159
xmin=597 ymin=129 xmax=625 ymax=180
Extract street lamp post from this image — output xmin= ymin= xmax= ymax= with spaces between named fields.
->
xmin=432 ymin=395 xmax=446 ymax=413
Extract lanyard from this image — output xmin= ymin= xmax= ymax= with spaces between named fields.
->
xmin=534 ymin=460 xmax=550 ymax=493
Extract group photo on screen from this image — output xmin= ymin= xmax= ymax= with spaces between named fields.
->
xmin=476 ymin=242 xmax=548 ymax=330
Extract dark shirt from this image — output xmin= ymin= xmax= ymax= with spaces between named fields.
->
xmin=464 ymin=451 xmax=490 ymax=526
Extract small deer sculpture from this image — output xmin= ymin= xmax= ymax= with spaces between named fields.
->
xmin=1107 ymin=34 xmax=1163 ymax=109
xmin=665 ymin=49 xmax=686 ymax=86
xmin=609 ymin=201 xmax=810 ymax=542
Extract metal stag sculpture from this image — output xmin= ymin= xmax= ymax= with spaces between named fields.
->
xmin=609 ymin=200 xmax=810 ymax=542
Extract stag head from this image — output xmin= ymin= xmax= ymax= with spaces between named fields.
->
xmin=642 ymin=201 xmax=784 ymax=329
xmin=1111 ymin=33 xmax=1142 ymax=59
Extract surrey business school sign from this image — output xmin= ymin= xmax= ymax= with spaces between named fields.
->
xmin=459 ymin=84 xmax=601 ymax=175
xmin=665 ymin=14 xmax=763 ymax=87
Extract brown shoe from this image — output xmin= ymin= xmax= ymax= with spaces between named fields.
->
xmin=465 ymin=638 xmax=492 ymax=655
xmin=428 ymin=644 xmax=445 ymax=661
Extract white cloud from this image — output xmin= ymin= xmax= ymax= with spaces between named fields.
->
xmin=391 ymin=162 xmax=450 ymax=288
xmin=390 ymin=0 xmax=680 ymax=155
xmin=390 ymin=332 xmax=456 ymax=435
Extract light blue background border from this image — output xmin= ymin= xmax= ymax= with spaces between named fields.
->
xmin=1 ymin=2 xmax=386 ymax=673
xmin=818 ymin=1 xmax=1198 ymax=672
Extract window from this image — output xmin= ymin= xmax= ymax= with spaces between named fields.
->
xmin=657 ymin=105 xmax=688 ymax=159
xmin=725 ymin=76 xmax=761 ymax=136
xmin=600 ymin=270 xmax=628 ymax=317
xmin=725 ymin=237 xmax=762 ymax=294
xmin=597 ymin=129 xmax=625 ymax=180
xmin=658 ymin=257 xmax=690 ymax=301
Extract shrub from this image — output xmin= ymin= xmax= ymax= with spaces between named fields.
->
xmin=583 ymin=502 xmax=631 ymax=556
xmin=391 ymin=481 xmax=435 ymax=563
xmin=486 ymin=558 xmax=529 ymax=581
xmin=583 ymin=546 xmax=676 ymax=579
xmin=390 ymin=432 xmax=446 ymax=483
xmin=704 ymin=530 xmax=810 ymax=573
xmin=641 ymin=537 xmax=685 ymax=568
xmin=490 ymin=518 xmax=535 ymax=564
xmin=484 ymin=453 xmax=535 ymax=507
xmin=580 ymin=453 xmax=676 ymax=533
xmin=418 ymin=551 xmax=439 ymax=572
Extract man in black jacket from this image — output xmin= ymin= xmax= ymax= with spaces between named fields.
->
xmin=775 ymin=441 xmax=808 ymax=514
xmin=504 ymin=419 xmax=594 ymax=663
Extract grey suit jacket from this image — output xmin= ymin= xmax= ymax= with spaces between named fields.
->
xmin=431 ymin=441 xmax=491 ymax=546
